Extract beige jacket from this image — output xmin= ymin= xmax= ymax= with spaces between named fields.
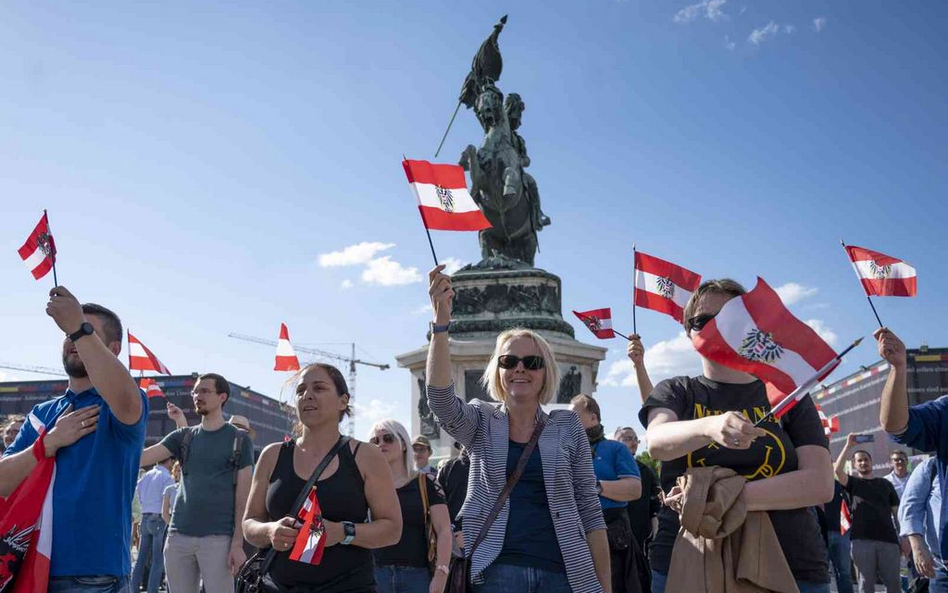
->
xmin=666 ymin=467 xmax=799 ymax=593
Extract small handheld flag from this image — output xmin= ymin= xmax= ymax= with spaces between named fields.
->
xmin=139 ymin=377 xmax=165 ymax=399
xmin=275 ymin=323 xmax=301 ymax=372
xmin=572 ymin=308 xmax=631 ymax=341
xmin=128 ymin=332 xmax=172 ymax=375
xmin=841 ymin=241 xmax=917 ymax=328
xmin=634 ymin=251 xmax=702 ymax=324
xmin=18 ymin=211 xmax=58 ymax=283
xmin=289 ymin=486 xmax=326 ymax=565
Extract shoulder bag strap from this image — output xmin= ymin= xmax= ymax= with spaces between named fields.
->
xmin=258 ymin=435 xmax=350 ymax=574
xmin=468 ymin=420 xmax=545 ymax=556
xmin=419 ymin=472 xmax=431 ymax=528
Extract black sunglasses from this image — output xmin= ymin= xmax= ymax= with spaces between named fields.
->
xmin=497 ymin=355 xmax=545 ymax=371
xmin=687 ymin=313 xmax=716 ymax=332
xmin=369 ymin=433 xmax=397 ymax=445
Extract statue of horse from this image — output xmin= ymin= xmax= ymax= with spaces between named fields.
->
xmin=460 ymin=84 xmax=539 ymax=266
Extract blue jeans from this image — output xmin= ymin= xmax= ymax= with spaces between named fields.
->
xmin=47 ymin=575 xmax=131 ymax=593
xmin=652 ymin=570 xmax=829 ymax=593
xmin=932 ymin=564 xmax=948 ymax=593
xmin=472 ymin=563 xmax=571 ymax=593
xmin=374 ymin=565 xmax=430 ymax=593
xmin=131 ymin=514 xmax=167 ymax=593
xmin=827 ymin=531 xmax=855 ymax=593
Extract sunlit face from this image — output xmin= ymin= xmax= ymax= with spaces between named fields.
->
xmin=498 ymin=337 xmax=545 ymax=404
xmin=890 ymin=452 xmax=908 ymax=474
xmin=370 ymin=429 xmax=404 ymax=466
xmin=192 ymin=378 xmax=226 ymax=416
xmin=3 ymin=421 xmax=23 ymax=448
xmin=61 ymin=315 xmax=112 ymax=378
xmin=570 ymin=403 xmax=598 ymax=430
xmin=616 ymin=429 xmax=639 ymax=455
xmin=295 ymin=366 xmax=347 ymax=428
xmin=853 ymin=452 xmax=873 ymax=476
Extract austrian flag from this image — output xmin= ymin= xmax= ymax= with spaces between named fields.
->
xmin=634 ymin=251 xmax=701 ymax=324
xmin=573 ymin=309 xmax=615 ymax=339
xmin=402 ymin=159 xmax=491 ymax=231
xmin=128 ymin=332 xmax=171 ymax=375
xmin=691 ymin=278 xmax=839 ymax=416
xmin=289 ymin=487 xmax=326 ymax=565
xmin=844 ymin=245 xmax=917 ymax=297
xmin=275 ymin=323 xmax=301 ymax=372
xmin=17 ymin=213 xmax=57 ymax=281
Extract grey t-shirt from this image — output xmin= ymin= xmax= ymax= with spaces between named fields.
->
xmin=160 ymin=423 xmax=254 ymax=537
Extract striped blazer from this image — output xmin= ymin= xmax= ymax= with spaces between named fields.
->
xmin=427 ymin=384 xmax=606 ymax=593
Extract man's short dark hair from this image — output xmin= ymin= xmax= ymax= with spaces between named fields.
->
xmin=570 ymin=394 xmax=601 ymax=423
xmin=198 ymin=373 xmax=231 ymax=408
xmin=890 ymin=449 xmax=907 ymax=459
xmin=853 ymin=449 xmax=872 ymax=462
xmin=81 ymin=303 xmax=123 ymax=346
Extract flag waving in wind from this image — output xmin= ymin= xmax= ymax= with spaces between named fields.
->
xmin=128 ymin=332 xmax=171 ymax=375
xmin=275 ymin=324 xmax=301 ymax=372
xmin=139 ymin=378 xmax=165 ymax=399
xmin=634 ymin=251 xmax=701 ymax=324
xmin=17 ymin=213 xmax=57 ymax=281
xmin=844 ymin=245 xmax=917 ymax=297
xmin=691 ymin=278 xmax=839 ymax=415
xmin=573 ymin=309 xmax=615 ymax=339
xmin=403 ymin=159 xmax=491 ymax=231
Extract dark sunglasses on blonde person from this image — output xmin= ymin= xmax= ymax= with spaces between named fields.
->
xmin=370 ymin=433 xmax=397 ymax=446
xmin=497 ymin=354 xmax=545 ymax=371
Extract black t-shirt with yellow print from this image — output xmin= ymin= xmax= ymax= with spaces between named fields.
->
xmin=638 ymin=375 xmax=830 ymax=584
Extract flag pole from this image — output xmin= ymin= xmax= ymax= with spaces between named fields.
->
xmin=754 ymin=336 xmax=864 ymax=427
xmin=841 ymin=239 xmax=883 ymax=328
xmin=614 ymin=330 xmax=632 ymax=342
xmin=44 ymin=209 xmax=59 ymax=287
xmin=632 ymin=242 xmax=637 ymax=336
xmin=434 ymin=102 xmax=462 ymax=158
xmin=404 ymin=155 xmax=440 ymax=266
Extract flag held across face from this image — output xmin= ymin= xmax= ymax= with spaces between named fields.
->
xmin=402 ymin=159 xmax=491 ymax=232
xmin=691 ymin=277 xmax=839 ymax=415
xmin=844 ymin=244 xmax=917 ymax=298
xmin=634 ymin=251 xmax=702 ymax=324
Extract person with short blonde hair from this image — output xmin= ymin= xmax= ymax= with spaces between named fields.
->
xmin=425 ymin=265 xmax=611 ymax=593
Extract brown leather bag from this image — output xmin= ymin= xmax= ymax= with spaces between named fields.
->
xmin=419 ymin=472 xmax=438 ymax=575
xmin=446 ymin=421 xmax=545 ymax=593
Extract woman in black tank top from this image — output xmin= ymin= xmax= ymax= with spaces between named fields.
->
xmin=243 ymin=364 xmax=403 ymax=593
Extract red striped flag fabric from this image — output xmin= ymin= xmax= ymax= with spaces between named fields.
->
xmin=691 ymin=278 xmax=839 ymax=416
xmin=17 ymin=213 xmax=57 ymax=281
xmin=844 ymin=245 xmax=917 ymax=297
xmin=403 ymin=159 xmax=491 ymax=231
xmin=572 ymin=309 xmax=616 ymax=339
xmin=139 ymin=377 xmax=165 ymax=399
xmin=289 ymin=487 xmax=326 ymax=565
xmin=128 ymin=332 xmax=171 ymax=375
xmin=275 ymin=323 xmax=301 ymax=372
xmin=634 ymin=251 xmax=702 ymax=324
xmin=840 ymin=499 xmax=852 ymax=535
xmin=815 ymin=405 xmax=840 ymax=437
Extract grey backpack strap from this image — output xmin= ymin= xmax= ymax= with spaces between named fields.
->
xmin=179 ymin=427 xmax=197 ymax=475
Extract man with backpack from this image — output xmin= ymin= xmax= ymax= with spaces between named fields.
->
xmin=140 ymin=373 xmax=254 ymax=593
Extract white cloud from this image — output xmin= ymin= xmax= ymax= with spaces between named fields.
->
xmin=813 ymin=17 xmax=827 ymax=33
xmin=724 ymin=35 xmax=736 ymax=50
xmin=601 ymin=332 xmax=703 ymax=388
xmin=361 ymin=256 xmax=422 ymax=286
xmin=748 ymin=21 xmax=781 ymax=45
xmin=442 ymin=257 xmax=465 ymax=275
xmin=340 ymin=279 xmax=354 ymax=290
xmin=411 ymin=304 xmax=433 ymax=316
xmin=674 ymin=0 xmax=727 ymax=23
xmin=774 ymin=282 xmax=819 ymax=305
xmin=351 ymin=398 xmax=399 ymax=433
xmin=784 ymin=24 xmax=796 ymax=34
xmin=805 ymin=319 xmax=839 ymax=346
xmin=318 ymin=242 xmax=395 ymax=267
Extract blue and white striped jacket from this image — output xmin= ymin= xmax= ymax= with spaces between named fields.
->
xmin=427 ymin=384 xmax=606 ymax=593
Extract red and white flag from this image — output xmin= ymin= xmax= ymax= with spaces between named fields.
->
xmin=402 ymin=159 xmax=491 ymax=232
xmin=275 ymin=323 xmax=301 ymax=372
xmin=844 ymin=245 xmax=917 ymax=297
xmin=289 ymin=487 xmax=326 ymax=565
xmin=691 ymin=278 xmax=839 ymax=417
xmin=840 ymin=499 xmax=852 ymax=535
xmin=815 ymin=405 xmax=840 ymax=437
xmin=634 ymin=251 xmax=702 ymax=324
xmin=128 ymin=332 xmax=171 ymax=375
xmin=572 ymin=309 xmax=615 ymax=339
xmin=139 ymin=377 xmax=165 ymax=399
xmin=17 ymin=213 xmax=57 ymax=281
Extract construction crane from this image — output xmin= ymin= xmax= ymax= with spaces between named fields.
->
xmin=0 ymin=363 xmax=67 ymax=377
xmin=228 ymin=333 xmax=390 ymax=436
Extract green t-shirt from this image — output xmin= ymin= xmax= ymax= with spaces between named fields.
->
xmin=160 ymin=423 xmax=254 ymax=537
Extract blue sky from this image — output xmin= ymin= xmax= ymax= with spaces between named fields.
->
xmin=2 ymin=1 xmax=945 ymax=446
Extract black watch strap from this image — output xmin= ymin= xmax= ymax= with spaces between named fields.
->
xmin=68 ymin=322 xmax=94 ymax=342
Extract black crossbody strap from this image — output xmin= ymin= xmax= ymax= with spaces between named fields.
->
xmin=468 ymin=420 xmax=545 ymax=556
xmin=259 ymin=435 xmax=350 ymax=574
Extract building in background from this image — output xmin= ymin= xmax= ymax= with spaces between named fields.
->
xmin=0 ymin=374 xmax=295 ymax=457
xmin=815 ymin=346 xmax=948 ymax=469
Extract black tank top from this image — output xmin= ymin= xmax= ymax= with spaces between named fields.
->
xmin=266 ymin=440 xmax=375 ymax=592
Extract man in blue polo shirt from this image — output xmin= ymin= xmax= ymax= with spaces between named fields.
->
xmin=0 ymin=287 xmax=147 ymax=593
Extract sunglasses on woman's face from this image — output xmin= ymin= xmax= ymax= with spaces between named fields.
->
xmin=687 ymin=313 xmax=717 ymax=332
xmin=369 ymin=433 xmax=397 ymax=446
xmin=497 ymin=355 xmax=545 ymax=371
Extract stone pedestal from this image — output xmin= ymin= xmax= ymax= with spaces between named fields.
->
xmin=395 ymin=260 xmax=607 ymax=459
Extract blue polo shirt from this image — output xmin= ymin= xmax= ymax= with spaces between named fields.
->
xmin=4 ymin=387 xmax=147 ymax=576
xmin=591 ymin=438 xmax=641 ymax=510
xmin=890 ymin=394 xmax=948 ymax=563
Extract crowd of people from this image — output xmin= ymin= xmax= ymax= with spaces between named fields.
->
xmin=0 ymin=271 xmax=944 ymax=593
